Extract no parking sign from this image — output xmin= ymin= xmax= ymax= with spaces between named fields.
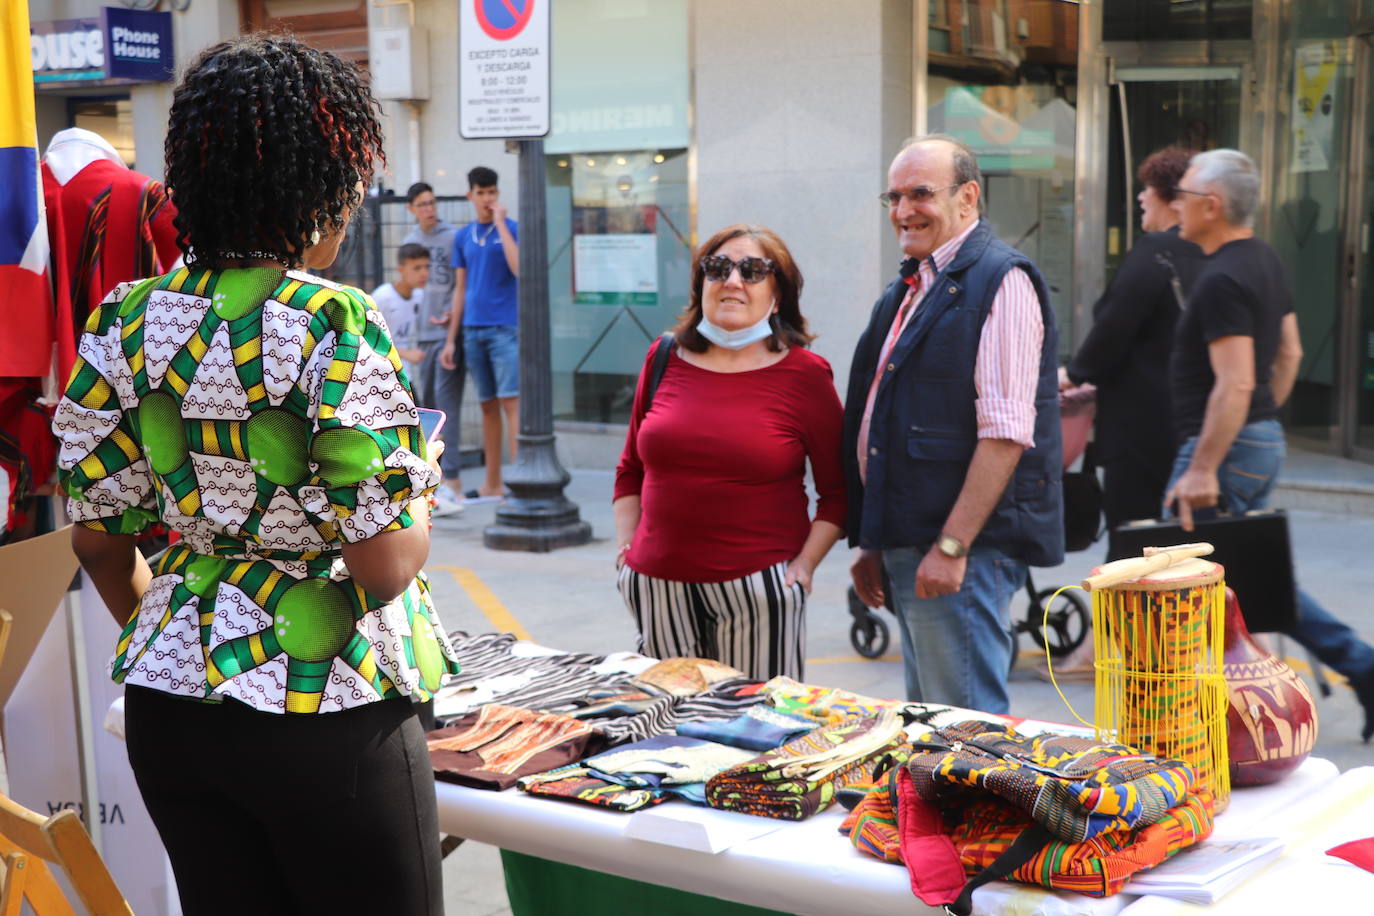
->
xmin=459 ymin=0 xmax=550 ymax=139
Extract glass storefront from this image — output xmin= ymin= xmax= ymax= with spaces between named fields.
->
xmin=1102 ymin=0 xmax=1253 ymax=42
xmin=545 ymin=0 xmax=689 ymax=425
xmin=546 ymin=148 xmax=690 ymax=423
xmin=926 ymin=0 xmax=1079 ymax=357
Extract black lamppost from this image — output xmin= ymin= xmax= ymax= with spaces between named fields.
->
xmin=484 ymin=137 xmax=592 ymax=551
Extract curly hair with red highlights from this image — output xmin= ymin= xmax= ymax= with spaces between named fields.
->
xmin=1137 ymin=146 xmax=1197 ymax=204
xmin=164 ymin=34 xmax=385 ymax=268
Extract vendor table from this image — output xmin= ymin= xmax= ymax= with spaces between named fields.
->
xmin=435 ymin=756 xmax=1356 ymax=915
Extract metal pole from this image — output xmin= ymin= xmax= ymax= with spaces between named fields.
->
xmin=484 ymin=137 xmax=592 ymax=551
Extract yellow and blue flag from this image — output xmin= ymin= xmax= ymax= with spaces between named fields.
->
xmin=1 ymin=0 xmax=53 ymax=377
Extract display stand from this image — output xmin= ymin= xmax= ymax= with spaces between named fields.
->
xmin=0 ymin=525 xmax=180 ymax=915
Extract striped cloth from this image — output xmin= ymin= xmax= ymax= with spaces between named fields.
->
xmin=705 ymin=711 xmax=905 ymax=820
xmin=437 ymin=632 xmax=769 ymax=745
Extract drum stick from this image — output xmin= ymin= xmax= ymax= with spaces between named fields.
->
xmin=1081 ymin=543 xmax=1214 ymax=591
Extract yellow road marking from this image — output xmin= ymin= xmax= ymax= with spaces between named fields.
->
xmin=430 ymin=564 xmax=532 ymax=641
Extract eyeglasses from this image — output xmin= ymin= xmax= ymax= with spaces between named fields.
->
xmin=411 ymin=199 xmax=438 ymax=209
xmin=1170 ymin=186 xmax=1213 ymax=199
xmin=701 ymin=254 xmax=776 ymax=284
xmin=879 ymin=183 xmax=964 ymax=208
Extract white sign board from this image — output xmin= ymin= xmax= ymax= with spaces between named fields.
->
xmin=573 ymin=234 xmax=658 ymax=305
xmin=459 ymin=0 xmax=550 ymax=139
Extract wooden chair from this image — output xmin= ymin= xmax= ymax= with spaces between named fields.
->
xmin=0 ymin=791 xmax=133 ymax=915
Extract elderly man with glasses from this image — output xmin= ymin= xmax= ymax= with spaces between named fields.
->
xmin=843 ymin=135 xmax=1063 ymax=714
xmin=1166 ymin=148 xmax=1374 ymax=743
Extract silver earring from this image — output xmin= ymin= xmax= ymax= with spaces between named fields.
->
xmin=310 ymin=229 xmax=322 ymax=246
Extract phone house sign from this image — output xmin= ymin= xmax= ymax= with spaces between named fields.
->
xmin=32 ymin=8 xmax=173 ymax=84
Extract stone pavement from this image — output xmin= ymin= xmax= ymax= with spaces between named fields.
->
xmin=426 ymin=463 xmax=1374 ymax=915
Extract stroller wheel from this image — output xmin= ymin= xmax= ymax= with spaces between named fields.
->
xmin=1030 ymin=587 xmax=1090 ymax=658
xmin=850 ymin=618 xmax=890 ymax=659
xmin=847 ymin=586 xmax=891 ymax=659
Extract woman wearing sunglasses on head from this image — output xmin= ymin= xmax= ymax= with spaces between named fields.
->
xmin=52 ymin=35 xmax=457 ymax=916
xmin=613 ymin=224 xmax=846 ymax=680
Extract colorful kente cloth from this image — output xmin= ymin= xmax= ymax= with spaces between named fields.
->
xmin=759 ymin=675 xmax=903 ymax=726
xmin=676 ymin=704 xmax=818 ymax=752
xmin=706 ymin=710 xmax=905 ymax=820
xmin=54 ymin=267 xmax=459 ymax=714
xmin=428 ymin=704 xmax=603 ymax=790
xmin=517 ymin=765 xmax=669 ymax=812
xmin=905 ymin=720 xmax=1195 ymax=843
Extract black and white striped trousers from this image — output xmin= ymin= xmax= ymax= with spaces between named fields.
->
xmin=616 ymin=560 xmax=806 ymax=681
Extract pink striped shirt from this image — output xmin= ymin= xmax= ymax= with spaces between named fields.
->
xmin=859 ymin=221 xmax=1043 ymax=481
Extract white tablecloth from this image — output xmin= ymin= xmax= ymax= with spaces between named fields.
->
xmin=435 ymin=756 xmax=1345 ymax=915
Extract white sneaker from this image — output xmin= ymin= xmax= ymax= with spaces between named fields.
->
xmin=430 ymin=487 xmax=466 ymax=517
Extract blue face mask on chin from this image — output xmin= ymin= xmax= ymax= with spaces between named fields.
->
xmin=697 ymin=308 xmax=776 ymax=350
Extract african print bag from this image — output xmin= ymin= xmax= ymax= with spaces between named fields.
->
xmin=897 ymin=720 xmax=1214 ymax=913
xmin=704 ymin=710 xmax=904 ymax=820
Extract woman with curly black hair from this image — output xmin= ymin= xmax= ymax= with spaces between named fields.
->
xmin=53 ymin=35 xmax=454 ymax=915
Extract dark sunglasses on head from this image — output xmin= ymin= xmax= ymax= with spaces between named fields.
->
xmin=878 ymin=182 xmax=964 ymax=208
xmin=1170 ymin=186 xmax=1212 ymax=198
xmin=701 ymin=254 xmax=776 ymax=284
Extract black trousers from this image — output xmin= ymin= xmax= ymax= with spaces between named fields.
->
xmin=124 ymin=686 xmax=443 ymax=916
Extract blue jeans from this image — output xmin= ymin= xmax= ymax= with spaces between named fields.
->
xmin=882 ymin=545 xmax=1026 ymax=714
xmin=464 ymin=325 xmax=519 ymax=401
xmin=1169 ymin=420 xmax=1374 ymax=681
xmin=416 ymin=338 xmax=464 ymax=480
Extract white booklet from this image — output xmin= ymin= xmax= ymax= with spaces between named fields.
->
xmin=1123 ymin=836 xmax=1285 ymax=905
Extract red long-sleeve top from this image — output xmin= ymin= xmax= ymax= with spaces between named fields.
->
xmin=614 ymin=344 xmax=847 ymax=583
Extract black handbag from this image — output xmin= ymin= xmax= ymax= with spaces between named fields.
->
xmin=1108 ymin=508 xmax=1297 ymax=632
xmin=1061 ymin=444 xmax=1103 ymax=553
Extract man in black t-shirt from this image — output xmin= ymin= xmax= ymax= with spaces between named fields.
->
xmin=1166 ymin=148 xmax=1374 ymax=742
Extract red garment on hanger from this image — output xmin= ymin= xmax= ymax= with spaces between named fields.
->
xmin=42 ymin=158 xmax=180 ymax=383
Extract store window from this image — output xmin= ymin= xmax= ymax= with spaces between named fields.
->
xmin=1103 ymin=0 xmax=1252 ymax=42
xmin=1275 ymin=6 xmax=1356 ymax=445
xmin=69 ymin=98 xmax=134 ymax=167
xmin=546 ymin=0 xmax=689 ymax=424
xmin=926 ymin=0 xmax=1078 ymax=356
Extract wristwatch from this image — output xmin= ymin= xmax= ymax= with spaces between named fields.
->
xmin=935 ymin=533 xmax=968 ymax=559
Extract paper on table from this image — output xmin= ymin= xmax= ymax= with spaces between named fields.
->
xmin=623 ymin=804 xmax=785 ymax=854
xmin=1122 ymin=837 xmax=1284 ymax=904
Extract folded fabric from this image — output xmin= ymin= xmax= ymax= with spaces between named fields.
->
xmin=759 ymin=675 xmax=904 ymax=727
xmin=517 ymin=765 xmax=669 ymax=812
xmin=573 ymin=676 xmax=770 ymax=746
xmin=677 ymin=705 xmax=818 ymax=751
xmin=706 ymin=710 xmax=905 ymax=820
xmin=427 ymin=704 xmax=603 ymax=790
xmin=584 ymin=734 xmax=754 ymax=787
xmin=1327 ymin=838 xmax=1374 ymax=873
xmin=631 ymin=657 xmax=746 ymax=697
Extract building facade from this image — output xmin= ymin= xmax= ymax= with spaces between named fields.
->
xmin=27 ymin=0 xmax=1374 ymax=463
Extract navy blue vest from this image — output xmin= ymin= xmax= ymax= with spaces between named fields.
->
xmin=842 ymin=220 xmax=1064 ymax=567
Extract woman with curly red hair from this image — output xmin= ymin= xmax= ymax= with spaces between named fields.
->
xmin=53 ymin=35 xmax=454 ymax=915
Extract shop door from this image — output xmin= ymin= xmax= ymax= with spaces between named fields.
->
xmin=1349 ymin=36 xmax=1374 ymax=457
xmin=1103 ymin=69 xmax=1243 ymax=277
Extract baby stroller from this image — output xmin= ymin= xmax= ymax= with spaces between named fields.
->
xmin=847 ymin=385 xmax=1097 ymax=662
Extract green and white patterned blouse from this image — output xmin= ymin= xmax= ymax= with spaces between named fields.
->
xmin=54 ymin=266 xmax=461 ymax=714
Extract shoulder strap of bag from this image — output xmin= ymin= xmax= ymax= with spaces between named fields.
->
xmin=642 ymin=333 xmax=675 ymax=414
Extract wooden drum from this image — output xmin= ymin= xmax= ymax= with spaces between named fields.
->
xmin=1083 ymin=545 xmax=1230 ymax=810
